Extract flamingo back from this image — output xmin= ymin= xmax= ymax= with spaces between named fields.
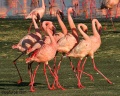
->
xmin=67 ymin=39 xmax=91 ymax=58
xmin=57 ymin=33 xmax=77 ymax=53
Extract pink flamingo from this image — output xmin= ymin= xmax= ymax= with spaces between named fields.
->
xmin=88 ymin=19 xmax=112 ymax=84
xmin=12 ymin=15 xmax=42 ymax=84
xmin=26 ymin=21 xmax=56 ymax=89
xmin=101 ymin=0 xmax=120 ymax=30
xmin=101 ymin=0 xmax=119 ymax=9
xmin=76 ymin=19 xmax=112 ymax=88
xmin=67 ymin=23 xmax=92 ymax=88
xmin=25 ymin=23 xmax=65 ymax=92
xmin=25 ymin=0 xmax=45 ymax=33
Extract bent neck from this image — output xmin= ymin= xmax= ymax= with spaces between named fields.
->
xmin=92 ymin=19 xmax=100 ymax=37
xmin=46 ymin=28 xmax=56 ymax=45
xmin=78 ymin=24 xmax=89 ymax=40
xmin=32 ymin=17 xmax=38 ymax=29
xmin=56 ymin=12 xmax=67 ymax=35
xmin=67 ymin=8 xmax=78 ymax=40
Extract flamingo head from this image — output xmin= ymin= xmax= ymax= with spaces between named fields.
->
xmin=84 ymin=29 xmax=88 ymax=33
xmin=100 ymin=2 xmax=108 ymax=9
xmin=42 ymin=21 xmax=56 ymax=35
xmin=96 ymin=22 xmax=102 ymax=35
xmin=25 ymin=13 xmax=32 ymax=19
xmin=68 ymin=7 xmax=76 ymax=18
xmin=98 ymin=26 xmax=102 ymax=35
xmin=50 ymin=25 xmax=56 ymax=35
xmin=56 ymin=9 xmax=64 ymax=20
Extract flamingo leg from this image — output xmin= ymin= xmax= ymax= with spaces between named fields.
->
xmin=69 ymin=57 xmax=93 ymax=81
xmin=79 ymin=57 xmax=94 ymax=81
xmin=110 ymin=17 xmax=116 ymax=31
xmin=76 ymin=59 xmax=84 ymax=88
xmin=43 ymin=64 xmax=55 ymax=90
xmin=52 ymin=56 xmax=65 ymax=90
xmin=30 ymin=63 xmax=40 ymax=92
xmin=47 ymin=64 xmax=65 ymax=90
xmin=104 ymin=9 xmax=109 ymax=30
xmin=28 ymin=62 xmax=34 ymax=86
xmin=53 ymin=56 xmax=57 ymax=73
xmin=13 ymin=52 xmax=25 ymax=84
xmin=56 ymin=56 xmax=63 ymax=73
xmin=91 ymin=58 xmax=112 ymax=84
xmin=69 ymin=57 xmax=75 ymax=72
xmin=104 ymin=9 xmax=116 ymax=31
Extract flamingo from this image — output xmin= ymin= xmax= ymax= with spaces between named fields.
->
xmin=75 ymin=19 xmax=112 ymax=88
xmin=25 ymin=23 xmax=65 ymax=92
xmin=67 ymin=23 xmax=92 ymax=88
xmin=100 ymin=0 xmax=120 ymax=30
xmin=12 ymin=15 xmax=42 ymax=84
xmin=88 ymin=19 xmax=112 ymax=84
xmin=101 ymin=0 xmax=119 ymax=9
xmin=25 ymin=0 xmax=45 ymax=33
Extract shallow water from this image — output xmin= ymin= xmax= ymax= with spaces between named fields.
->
xmin=0 ymin=0 xmax=117 ymax=18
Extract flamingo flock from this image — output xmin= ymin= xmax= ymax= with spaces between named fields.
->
xmin=12 ymin=0 xmax=113 ymax=92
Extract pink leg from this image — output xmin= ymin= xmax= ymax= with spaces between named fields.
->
xmin=28 ymin=63 xmax=33 ymax=86
xmin=79 ymin=57 xmax=94 ymax=81
xmin=76 ymin=59 xmax=84 ymax=88
xmin=47 ymin=64 xmax=65 ymax=90
xmin=56 ymin=56 xmax=63 ymax=73
xmin=30 ymin=63 xmax=40 ymax=92
xmin=43 ymin=64 xmax=55 ymax=90
xmin=13 ymin=52 xmax=25 ymax=84
xmin=69 ymin=57 xmax=93 ymax=82
xmin=53 ymin=56 xmax=57 ymax=73
xmin=110 ymin=18 xmax=116 ymax=31
xmin=91 ymin=58 xmax=112 ymax=84
xmin=14 ymin=62 xmax=22 ymax=84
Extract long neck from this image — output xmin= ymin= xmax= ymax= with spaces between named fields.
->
xmin=68 ymin=9 xmax=78 ymax=40
xmin=42 ymin=0 xmax=45 ymax=9
xmin=32 ymin=17 xmax=39 ymax=29
xmin=78 ymin=24 xmax=89 ymax=40
xmin=42 ymin=21 xmax=48 ymax=32
xmin=92 ymin=19 xmax=100 ymax=37
xmin=56 ymin=13 xmax=67 ymax=35
xmin=46 ymin=28 xmax=56 ymax=45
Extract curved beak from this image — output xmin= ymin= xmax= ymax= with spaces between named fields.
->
xmin=72 ymin=9 xmax=76 ymax=18
xmin=98 ymin=27 xmax=102 ymax=35
xmin=52 ymin=26 xmax=56 ymax=35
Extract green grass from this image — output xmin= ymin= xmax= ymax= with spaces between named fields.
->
xmin=0 ymin=18 xmax=120 ymax=96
